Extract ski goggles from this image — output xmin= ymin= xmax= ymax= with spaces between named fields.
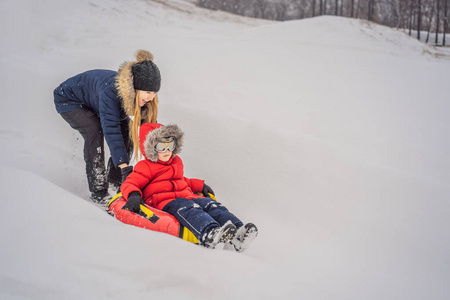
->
xmin=155 ymin=137 xmax=176 ymax=152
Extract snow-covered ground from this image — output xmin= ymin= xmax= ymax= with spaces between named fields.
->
xmin=1 ymin=0 xmax=450 ymax=299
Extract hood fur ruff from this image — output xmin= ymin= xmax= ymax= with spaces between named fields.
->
xmin=115 ymin=50 xmax=155 ymax=116
xmin=142 ymin=124 xmax=184 ymax=162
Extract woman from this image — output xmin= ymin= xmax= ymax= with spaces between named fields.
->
xmin=53 ymin=50 xmax=161 ymax=203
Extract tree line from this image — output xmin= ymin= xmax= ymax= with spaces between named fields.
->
xmin=196 ymin=0 xmax=448 ymax=46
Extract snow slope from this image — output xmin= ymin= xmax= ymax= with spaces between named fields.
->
xmin=1 ymin=0 xmax=450 ymax=299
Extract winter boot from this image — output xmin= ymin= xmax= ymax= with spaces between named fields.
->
xmin=230 ymin=223 xmax=258 ymax=252
xmin=202 ymin=221 xmax=237 ymax=249
xmin=89 ymin=189 xmax=112 ymax=204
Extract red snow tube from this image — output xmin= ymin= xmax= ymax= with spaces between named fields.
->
xmin=107 ymin=194 xmax=199 ymax=244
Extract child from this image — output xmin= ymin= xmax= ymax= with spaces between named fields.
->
xmin=120 ymin=123 xmax=258 ymax=251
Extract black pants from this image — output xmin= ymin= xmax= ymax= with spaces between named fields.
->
xmin=60 ymin=107 xmax=131 ymax=193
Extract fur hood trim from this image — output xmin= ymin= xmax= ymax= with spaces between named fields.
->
xmin=115 ymin=50 xmax=156 ymax=116
xmin=140 ymin=123 xmax=184 ymax=162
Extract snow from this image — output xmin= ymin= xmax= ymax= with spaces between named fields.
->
xmin=1 ymin=0 xmax=450 ymax=299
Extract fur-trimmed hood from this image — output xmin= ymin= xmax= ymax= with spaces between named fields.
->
xmin=139 ymin=123 xmax=184 ymax=162
xmin=115 ymin=50 xmax=160 ymax=116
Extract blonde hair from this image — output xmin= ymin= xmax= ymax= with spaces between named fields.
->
xmin=130 ymin=91 xmax=158 ymax=161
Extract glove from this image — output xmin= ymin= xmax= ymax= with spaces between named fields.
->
xmin=202 ymin=183 xmax=215 ymax=197
xmin=123 ymin=191 xmax=144 ymax=213
xmin=120 ymin=165 xmax=133 ymax=184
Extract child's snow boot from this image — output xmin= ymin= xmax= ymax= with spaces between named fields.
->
xmin=230 ymin=223 xmax=258 ymax=252
xmin=203 ymin=221 xmax=237 ymax=249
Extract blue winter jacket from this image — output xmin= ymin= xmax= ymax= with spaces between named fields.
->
xmin=54 ymin=69 xmax=129 ymax=167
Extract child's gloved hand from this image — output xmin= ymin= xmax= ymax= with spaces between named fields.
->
xmin=120 ymin=166 xmax=133 ymax=183
xmin=202 ymin=183 xmax=215 ymax=197
xmin=123 ymin=191 xmax=144 ymax=213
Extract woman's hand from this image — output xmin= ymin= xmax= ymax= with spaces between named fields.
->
xmin=120 ymin=166 xmax=133 ymax=184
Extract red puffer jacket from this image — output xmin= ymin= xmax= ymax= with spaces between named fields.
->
xmin=121 ymin=123 xmax=205 ymax=210
xmin=121 ymin=155 xmax=204 ymax=210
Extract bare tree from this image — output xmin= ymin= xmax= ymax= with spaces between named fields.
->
xmin=417 ymin=0 xmax=422 ymax=39
xmin=368 ymin=0 xmax=375 ymax=20
xmin=255 ymin=0 xmax=270 ymax=19
xmin=276 ymin=0 xmax=290 ymax=20
xmin=444 ymin=0 xmax=448 ymax=45
xmin=226 ymin=0 xmax=241 ymax=14
xmin=393 ymin=0 xmax=411 ymax=28
xmin=409 ymin=0 xmax=414 ymax=35
xmin=292 ymin=0 xmax=309 ymax=18
xmin=435 ymin=0 xmax=441 ymax=44
xmin=196 ymin=0 xmax=448 ymax=45
xmin=425 ymin=0 xmax=435 ymax=43
xmin=356 ymin=0 xmax=362 ymax=18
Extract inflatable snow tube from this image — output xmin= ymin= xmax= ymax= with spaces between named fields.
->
xmin=107 ymin=193 xmax=199 ymax=244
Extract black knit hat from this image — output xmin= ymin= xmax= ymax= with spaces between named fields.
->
xmin=132 ymin=60 xmax=161 ymax=92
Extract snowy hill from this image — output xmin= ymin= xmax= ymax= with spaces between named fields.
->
xmin=1 ymin=0 xmax=450 ymax=299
